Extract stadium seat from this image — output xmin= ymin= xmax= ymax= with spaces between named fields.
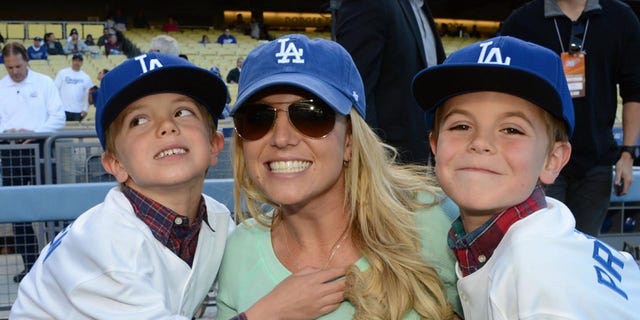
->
xmin=27 ymin=23 xmax=46 ymax=40
xmin=45 ymin=23 xmax=64 ymax=39
xmin=7 ymin=23 xmax=25 ymax=40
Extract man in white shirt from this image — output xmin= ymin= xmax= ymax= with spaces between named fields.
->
xmin=0 ymin=42 xmax=65 ymax=282
xmin=54 ymin=53 xmax=92 ymax=122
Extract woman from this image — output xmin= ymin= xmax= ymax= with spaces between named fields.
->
xmin=217 ymin=34 xmax=461 ymax=319
xmin=199 ymin=35 xmax=211 ymax=44
xmin=84 ymin=34 xmax=95 ymax=46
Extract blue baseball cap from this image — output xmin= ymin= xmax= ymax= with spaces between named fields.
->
xmin=95 ymin=52 xmax=227 ymax=149
xmin=231 ymin=34 xmax=366 ymax=117
xmin=412 ymin=36 xmax=575 ymax=136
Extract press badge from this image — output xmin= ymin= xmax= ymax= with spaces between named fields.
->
xmin=561 ymin=51 xmax=586 ymax=98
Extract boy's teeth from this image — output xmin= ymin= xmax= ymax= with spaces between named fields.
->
xmin=269 ymin=161 xmax=311 ymax=173
xmin=156 ymin=148 xmax=186 ymax=159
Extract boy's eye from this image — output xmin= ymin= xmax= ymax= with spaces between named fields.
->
xmin=175 ymin=108 xmax=195 ymax=117
xmin=130 ymin=116 xmax=148 ymax=127
xmin=501 ymin=127 xmax=524 ymax=135
xmin=448 ymin=124 xmax=470 ymax=131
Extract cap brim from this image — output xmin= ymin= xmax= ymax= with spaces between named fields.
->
xmin=101 ymin=66 xmax=227 ymax=132
xmin=232 ymin=73 xmax=353 ymax=115
xmin=413 ymin=64 xmax=564 ymax=122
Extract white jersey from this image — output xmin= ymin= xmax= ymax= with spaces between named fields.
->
xmin=0 ymin=69 xmax=65 ymax=132
xmin=457 ymin=197 xmax=640 ymax=320
xmin=10 ymin=187 xmax=234 ymax=319
xmin=54 ymin=67 xmax=92 ymax=113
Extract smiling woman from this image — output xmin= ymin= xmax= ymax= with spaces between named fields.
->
xmin=215 ymin=34 xmax=463 ymax=320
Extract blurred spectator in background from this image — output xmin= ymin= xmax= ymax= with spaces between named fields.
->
xmin=104 ymin=31 xmax=123 ymax=56
xmin=162 ymin=16 xmax=180 ymax=33
xmin=217 ymin=28 xmax=237 ymax=44
xmin=97 ymin=27 xmax=110 ymax=47
xmin=150 ymin=34 xmax=180 ymax=56
xmin=44 ymin=32 xmax=64 ymax=55
xmin=84 ymin=34 xmax=95 ymax=46
xmin=226 ymin=56 xmax=243 ymax=84
xmin=88 ymin=68 xmax=108 ymax=106
xmin=133 ymin=9 xmax=150 ymax=29
xmin=230 ymin=13 xmax=248 ymax=34
xmin=249 ymin=17 xmax=272 ymax=40
xmin=27 ymin=36 xmax=47 ymax=60
xmin=209 ymin=66 xmax=231 ymax=118
xmin=199 ymin=35 xmax=211 ymax=44
xmin=113 ymin=31 xmax=141 ymax=58
xmin=54 ymin=53 xmax=92 ymax=122
xmin=64 ymin=28 xmax=89 ymax=55
xmin=249 ymin=18 xmax=260 ymax=39
xmin=0 ymin=32 xmax=4 ymax=44
xmin=469 ymin=25 xmax=481 ymax=38
xmin=113 ymin=8 xmax=128 ymax=32
xmin=0 ymin=43 xmax=65 ymax=283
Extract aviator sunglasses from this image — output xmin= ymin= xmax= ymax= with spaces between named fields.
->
xmin=233 ymin=99 xmax=337 ymax=140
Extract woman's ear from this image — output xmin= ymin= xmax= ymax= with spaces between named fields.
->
xmin=539 ymin=141 xmax=571 ymax=185
xmin=343 ymin=116 xmax=353 ymax=163
xmin=101 ymin=151 xmax=129 ymax=183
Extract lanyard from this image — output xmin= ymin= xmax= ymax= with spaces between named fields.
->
xmin=554 ymin=18 xmax=590 ymax=52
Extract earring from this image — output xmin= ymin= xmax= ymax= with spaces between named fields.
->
xmin=343 ymin=160 xmax=350 ymax=168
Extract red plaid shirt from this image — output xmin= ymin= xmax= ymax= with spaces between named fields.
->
xmin=448 ymin=186 xmax=546 ymax=277
xmin=122 ymin=186 xmax=210 ymax=267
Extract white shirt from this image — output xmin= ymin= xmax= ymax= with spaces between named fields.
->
xmin=0 ymin=69 xmax=65 ymax=132
xmin=54 ymin=67 xmax=92 ymax=113
xmin=457 ymin=197 xmax=640 ymax=320
xmin=10 ymin=187 xmax=235 ymax=319
xmin=409 ymin=0 xmax=438 ymax=67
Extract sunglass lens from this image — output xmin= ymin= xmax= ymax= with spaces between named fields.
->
xmin=234 ymin=104 xmax=275 ymax=140
xmin=289 ymin=101 xmax=336 ymax=138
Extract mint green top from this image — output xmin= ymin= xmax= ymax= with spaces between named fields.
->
xmin=216 ymin=193 xmax=462 ymax=319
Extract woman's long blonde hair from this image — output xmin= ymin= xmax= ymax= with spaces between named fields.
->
xmin=232 ymin=108 xmax=453 ymax=319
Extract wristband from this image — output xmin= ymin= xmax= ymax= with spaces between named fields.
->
xmin=620 ymin=146 xmax=637 ymax=161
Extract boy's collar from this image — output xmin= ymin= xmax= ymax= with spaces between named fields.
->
xmin=448 ymin=186 xmax=547 ymax=276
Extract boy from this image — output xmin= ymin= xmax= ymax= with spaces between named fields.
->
xmin=10 ymin=52 xmax=234 ymax=319
xmin=413 ymin=36 xmax=640 ymax=319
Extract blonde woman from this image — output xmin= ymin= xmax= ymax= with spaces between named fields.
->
xmin=216 ymin=34 xmax=461 ymax=320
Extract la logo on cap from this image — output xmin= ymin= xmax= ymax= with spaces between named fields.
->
xmin=275 ymin=38 xmax=304 ymax=64
xmin=477 ymin=41 xmax=511 ymax=65
xmin=134 ymin=54 xmax=164 ymax=73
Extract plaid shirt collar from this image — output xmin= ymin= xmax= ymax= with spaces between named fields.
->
xmin=448 ymin=186 xmax=547 ymax=277
xmin=122 ymin=185 xmax=211 ymax=267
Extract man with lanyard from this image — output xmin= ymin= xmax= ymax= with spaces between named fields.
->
xmin=500 ymin=0 xmax=640 ymax=236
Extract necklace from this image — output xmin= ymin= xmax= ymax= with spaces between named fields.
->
xmin=281 ymin=218 xmax=350 ymax=271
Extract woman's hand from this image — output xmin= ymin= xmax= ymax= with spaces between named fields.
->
xmin=243 ymin=266 xmax=348 ymax=320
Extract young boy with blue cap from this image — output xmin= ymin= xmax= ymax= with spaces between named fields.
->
xmin=10 ymin=52 xmax=234 ymax=319
xmin=414 ymin=36 xmax=640 ymax=319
